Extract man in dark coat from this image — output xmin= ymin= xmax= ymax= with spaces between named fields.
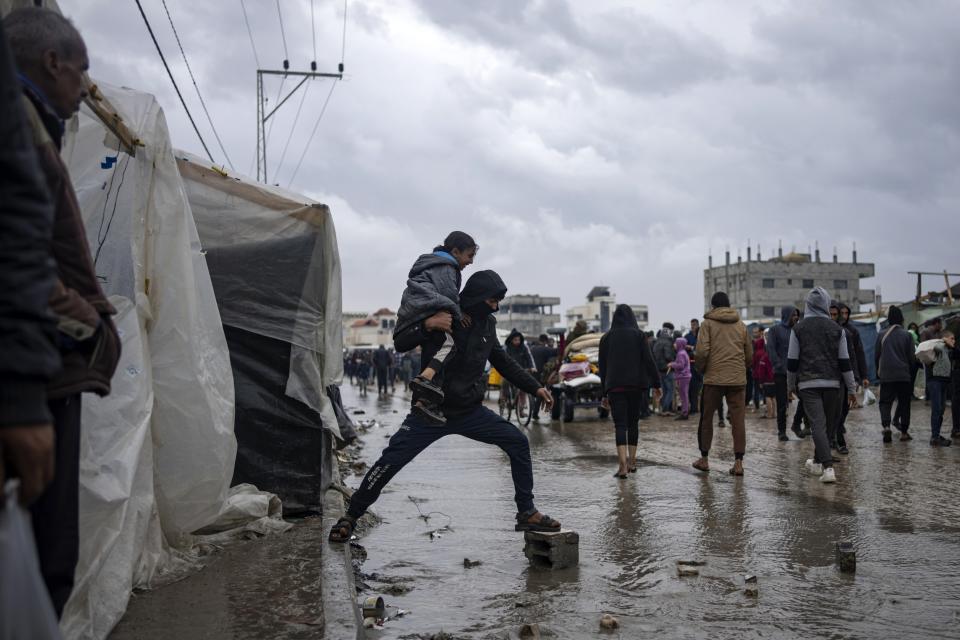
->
xmin=330 ymin=271 xmax=561 ymax=543
xmin=875 ymin=305 xmax=917 ymax=443
xmin=529 ymin=334 xmax=557 ymax=420
xmin=767 ymin=306 xmax=799 ymax=440
xmin=6 ymin=7 xmax=122 ymax=616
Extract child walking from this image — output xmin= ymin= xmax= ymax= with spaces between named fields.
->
xmin=394 ymin=231 xmax=478 ymax=425
xmin=668 ymin=337 xmax=693 ymax=420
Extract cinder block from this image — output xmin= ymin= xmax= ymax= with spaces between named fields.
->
xmin=836 ymin=541 xmax=856 ymax=573
xmin=523 ymin=530 xmax=579 ymax=569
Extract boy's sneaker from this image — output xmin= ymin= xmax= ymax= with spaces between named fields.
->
xmin=412 ymin=400 xmax=446 ymax=426
xmin=804 ymin=459 xmax=823 ymax=476
xmin=882 ymin=429 xmax=892 ymax=443
xmin=410 ymin=376 xmax=444 ymax=404
xmin=820 ymin=467 xmax=837 ymax=484
xmin=717 ymin=420 xmax=726 ymax=428
xmin=930 ymin=436 xmax=952 ymax=447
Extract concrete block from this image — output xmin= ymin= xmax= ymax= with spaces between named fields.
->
xmin=523 ymin=530 xmax=579 ymax=569
xmin=836 ymin=541 xmax=856 ymax=573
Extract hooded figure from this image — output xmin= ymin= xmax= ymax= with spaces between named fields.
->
xmin=671 ymin=338 xmax=692 ymax=380
xmin=334 ymin=269 xmax=562 ymax=542
xmin=653 ymin=328 xmax=677 ymax=373
xmin=395 ymin=251 xmax=463 ymax=335
xmin=767 ymin=305 xmax=798 ymax=376
xmin=787 ymin=288 xmax=858 ymax=479
xmin=875 ymin=305 xmax=914 ymax=384
xmin=838 ymin=303 xmax=867 ymax=383
xmin=505 ymin=328 xmax=535 ymax=370
xmin=598 ymin=305 xmax=660 ymax=393
xmin=599 ymin=304 xmax=661 ymax=476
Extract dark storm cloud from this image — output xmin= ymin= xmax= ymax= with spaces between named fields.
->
xmin=65 ymin=0 xmax=960 ymax=326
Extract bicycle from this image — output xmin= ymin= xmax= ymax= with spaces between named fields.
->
xmin=498 ymin=382 xmax=532 ymax=426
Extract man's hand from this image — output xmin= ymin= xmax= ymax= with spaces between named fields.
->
xmin=788 ymin=390 xmax=796 ymax=402
xmin=460 ymin=313 xmax=473 ymax=328
xmin=423 ymin=311 xmax=453 ymax=333
xmin=848 ymin=393 xmax=857 ymax=409
xmin=600 ymin=396 xmax=610 ymax=411
xmin=862 ymin=379 xmax=870 ymax=388
xmin=0 ymin=424 xmax=55 ymax=507
xmin=536 ymin=388 xmax=554 ymax=411
xmin=653 ymin=388 xmax=663 ymax=400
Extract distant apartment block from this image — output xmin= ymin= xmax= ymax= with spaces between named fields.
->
xmin=565 ymin=286 xmax=649 ymax=332
xmin=703 ymin=246 xmax=875 ymax=320
xmin=496 ymin=294 xmax=561 ymax=338
xmin=344 ymin=308 xmax=397 ymax=347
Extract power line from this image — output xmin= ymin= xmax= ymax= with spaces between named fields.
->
xmin=310 ymin=0 xmax=317 ymax=64
xmin=239 ymin=0 xmax=260 ymax=68
xmin=276 ymin=0 xmax=289 ymax=65
xmin=160 ymin=0 xmax=235 ymax=170
xmin=341 ymin=0 xmax=348 ymax=64
xmin=287 ymin=79 xmax=337 ymax=188
xmin=134 ymin=0 xmax=215 ymax=163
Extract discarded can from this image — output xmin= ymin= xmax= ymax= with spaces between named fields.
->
xmin=359 ymin=595 xmax=386 ymax=619
xmin=836 ymin=541 xmax=856 ymax=573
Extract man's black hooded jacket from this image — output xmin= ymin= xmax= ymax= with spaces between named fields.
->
xmin=395 ymin=270 xmax=540 ymax=418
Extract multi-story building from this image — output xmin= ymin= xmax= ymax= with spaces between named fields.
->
xmin=703 ymin=246 xmax=875 ymax=320
xmin=565 ymin=286 xmax=649 ymax=332
xmin=344 ymin=308 xmax=398 ymax=347
xmin=495 ymin=294 xmax=561 ymax=338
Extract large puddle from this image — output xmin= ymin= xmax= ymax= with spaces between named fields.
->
xmin=341 ymin=384 xmax=960 ymax=639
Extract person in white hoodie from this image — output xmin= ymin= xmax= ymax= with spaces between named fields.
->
xmin=786 ymin=288 xmax=857 ymax=484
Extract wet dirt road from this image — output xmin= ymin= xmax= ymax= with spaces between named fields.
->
xmin=342 ymin=384 xmax=960 ymax=640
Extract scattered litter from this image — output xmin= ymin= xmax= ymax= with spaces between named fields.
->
xmin=382 ymin=583 xmax=412 ymax=596
xmin=836 ymin=541 xmax=856 ymax=573
xmin=676 ymin=559 xmax=707 ymax=566
xmin=599 ymin=614 xmax=620 ymax=630
xmin=744 ymin=575 xmax=759 ymax=597
xmin=677 ymin=566 xmax=699 ymax=577
xmin=352 ymin=410 xmax=366 ymax=415
xmin=463 ymin=558 xmax=482 ymax=568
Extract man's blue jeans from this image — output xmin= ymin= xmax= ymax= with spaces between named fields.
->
xmin=347 ymin=405 xmax=535 ymax=520
xmin=929 ymin=378 xmax=949 ymax=438
xmin=660 ymin=371 xmax=675 ymax=412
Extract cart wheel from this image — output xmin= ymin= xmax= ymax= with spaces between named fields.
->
xmin=517 ymin=394 xmax=532 ymax=426
xmin=563 ymin=397 xmax=575 ymax=423
xmin=598 ymin=407 xmax=609 ymax=419
xmin=550 ymin=392 xmax=562 ymax=420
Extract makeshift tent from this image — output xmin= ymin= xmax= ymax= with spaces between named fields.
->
xmin=176 ymin=151 xmax=349 ymax=512
xmin=56 ymin=81 xmax=289 ymax=639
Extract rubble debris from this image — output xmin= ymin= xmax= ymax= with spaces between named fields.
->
xmin=599 ymin=614 xmax=620 ymax=630
xmin=519 ymin=622 xmax=541 ymax=638
xmin=744 ymin=575 xmax=759 ymax=597
xmin=463 ymin=558 xmax=482 ymax=568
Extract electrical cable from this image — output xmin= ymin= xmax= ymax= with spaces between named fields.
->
xmin=274 ymin=79 xmax=312 ymax=179
xmin=286 ymin=79 xmax=337 ymax=188
xmin=310 ymin=0 xmax=317 ymax=65
xmin=276 ymin=0 xmax=289 ymax=66
xmin=239 ymin=0 xmax=260 ymax=68
xmin=94 ymin=153 xmax=132 ymax=267
xmin=160 ymin=0 xmax=235 ymax=170
xmin=133 ymin=0 xmax=215 ymax=163
xmin=341 ymin=0 xmax=348 ymax=65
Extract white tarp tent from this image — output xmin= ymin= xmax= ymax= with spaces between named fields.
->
xmin=58 ymin=81 xmax=287 ymax=639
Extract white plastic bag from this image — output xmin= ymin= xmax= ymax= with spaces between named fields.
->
xmin=0 ymin=481 xmax=62 ymax=640
xmin=915 ymin=339 xmax=942 ymax=366
xmin=862 ymin=387 xmax=877 ymax=407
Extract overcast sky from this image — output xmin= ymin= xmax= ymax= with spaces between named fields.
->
xmin=67 ymin=0 xmax=959 ymax=327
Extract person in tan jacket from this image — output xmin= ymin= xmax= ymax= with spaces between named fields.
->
xmin=692 ymin=292 xmax=753 ymax=476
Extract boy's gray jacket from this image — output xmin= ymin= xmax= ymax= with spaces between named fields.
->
xmin=395 ymin=252 xmax=462 ymax=335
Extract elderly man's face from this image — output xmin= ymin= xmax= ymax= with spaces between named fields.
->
xmin=43 ymin=44 xmax=89 ymax=119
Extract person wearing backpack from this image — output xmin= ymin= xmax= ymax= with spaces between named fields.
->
xmin=875 ymin=306 xmax=917 ymax=443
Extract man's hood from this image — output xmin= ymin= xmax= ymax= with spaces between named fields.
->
xmin=888 ymin=305 xmax=904 ymax=326
xmin=804 ymin=287 xmax=832 ymax=319
xmin=837 ymin=303 xmax=852 ymax=326
xmin=460 ymin=270 xmax=507 ymax=309
xmin=704 ymin=307 xmax=742 ymax=324
xmin=408 ymin=251 xmax=458 ymax=278
xmin=506 ymin=328 xmax=525 ymax=346
xmin=610 ymin=304 xmax=638 ymax=329
xmin=780 ymin=305 xmax=797 ymax=327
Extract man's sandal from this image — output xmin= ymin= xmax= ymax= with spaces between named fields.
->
xmin=328 ymin=516 xmax=356 ymax=543
xmin=515 ymin=509 xmax=561 ymax=532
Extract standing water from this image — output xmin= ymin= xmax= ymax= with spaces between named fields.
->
xmin=341 ymin=383 xmax=960 ymax=639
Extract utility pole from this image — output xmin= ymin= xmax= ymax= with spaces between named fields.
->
xmin=256 ymin=66 xmax=342 ymax=183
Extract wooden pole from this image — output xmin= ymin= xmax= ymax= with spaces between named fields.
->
xmin=945 ymin=271 xmax=954 ymax=306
